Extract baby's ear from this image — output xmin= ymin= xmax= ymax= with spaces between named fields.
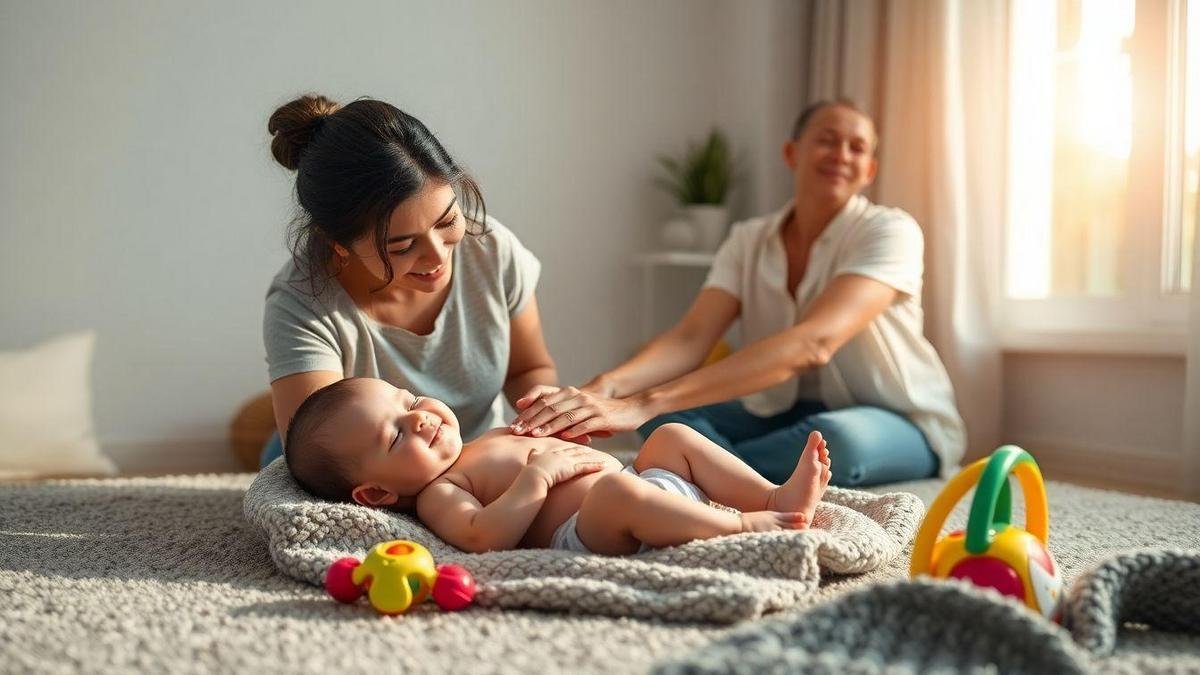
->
xmin=351 ymin=484 xmax=398 ymax=508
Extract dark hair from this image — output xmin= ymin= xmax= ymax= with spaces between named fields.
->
xmin=283 ymin=378 xmax=361 ymax=502
xmin=268 ymin=94 xmax=488 ymax=295
xmin=790 ymin=99 xmax=878 ymax=152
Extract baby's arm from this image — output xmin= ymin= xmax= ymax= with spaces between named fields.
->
xmin=416 ymin=445 xmax=605 ymax=553
xmin=416 ymin=470 xmax=551 ymax=553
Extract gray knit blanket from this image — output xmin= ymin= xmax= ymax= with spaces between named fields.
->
xmin=654 ymin=549 xmax=1200 ymax=673
xmin=243 ymin=459 xmax=924 ymax=623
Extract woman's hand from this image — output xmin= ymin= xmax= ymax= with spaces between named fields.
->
xmin=510 ymin=384 xmax=610 ymax=445
xmin=510 ymin=384 xmax=651 ymax=440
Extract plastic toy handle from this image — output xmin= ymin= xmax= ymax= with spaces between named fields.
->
xmin=910 ymin=457 xmax=989 ymax=577
xmin=965 ymin=445 xmax=1049 ymax=554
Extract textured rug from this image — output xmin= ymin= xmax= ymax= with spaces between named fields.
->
xmin=243 ymin=459 xmax=922 ymax=623
xmin=2 ymin=473 xmax=1199 ymax=673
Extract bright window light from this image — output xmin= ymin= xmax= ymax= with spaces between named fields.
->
xmin=1006 ymin=0 xmax=1193 ymax=343
xmin=1181 ymin=1 xmax=1199 ymax=291
xmin=1008 ymin=0 xmax=1136 ymax=299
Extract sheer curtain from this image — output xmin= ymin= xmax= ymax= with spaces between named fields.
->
xmin=1187 ymin=186 xmax=1200 ymax=501
xmin=802 ymin=0 xmax=1007 ymax=459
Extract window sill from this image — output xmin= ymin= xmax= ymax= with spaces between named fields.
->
xmin=1000 ymin=328 xmax=1188 ymax=357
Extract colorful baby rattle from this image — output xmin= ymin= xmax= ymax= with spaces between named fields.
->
xmin=324 ymin=539 xmax=476 ymax=615
xmin=910 ymin=445 xmax=1063 ymax=622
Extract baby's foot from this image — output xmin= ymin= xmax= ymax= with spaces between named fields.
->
xmin=766 ymin=430 xmax=832 ymax=525
xmin=739 ymin=510 xmax=808 ymax=533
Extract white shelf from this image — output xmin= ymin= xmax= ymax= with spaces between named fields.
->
xmin=634 ymin=251 xmax=716 ymax=341
xmin=635 ymin=251 xmax=715 ymax=267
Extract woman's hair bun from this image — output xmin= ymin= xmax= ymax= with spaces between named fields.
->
xmin=268 ymin=95 xmax=341 ymax=171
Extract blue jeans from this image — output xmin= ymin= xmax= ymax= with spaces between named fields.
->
xmin=638 ymin=400 xmax=938 ymax=487
xmin=260 ymin=431 xmax=284 ymax=469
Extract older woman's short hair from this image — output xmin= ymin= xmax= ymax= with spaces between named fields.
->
xmin=791 ymin=99 xmax=878 ymax=153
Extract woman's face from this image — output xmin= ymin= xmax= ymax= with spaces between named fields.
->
xmin=345 ymin=181 xmax=466 ymax=294
xmin=785 ymin=105 xmax=879 ymax=206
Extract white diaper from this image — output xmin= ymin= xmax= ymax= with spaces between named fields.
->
xmin=549 ymin=464 xmax=710 ymax=554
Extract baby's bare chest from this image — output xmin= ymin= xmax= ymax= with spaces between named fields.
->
xmin=455 ymin=443 xmax=530 ymax=504
xmin=456 ymin=435 xmax=620 ymax=505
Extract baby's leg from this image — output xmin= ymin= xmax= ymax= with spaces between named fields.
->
xmin=634 ymin=423 xmax=831 ymax=524
xmin=633 ymin=423 xmax=773 ymax=510
xmin=573 ymin=472 xmax=806 ymax=555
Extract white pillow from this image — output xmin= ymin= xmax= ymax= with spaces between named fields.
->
xmin=0 ymin=331 xmax=117 ymax=479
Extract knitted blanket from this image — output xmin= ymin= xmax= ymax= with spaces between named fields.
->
xmin=243 ymin=459 xmax=924 ymax=623
xmin=655 ymin=550 xmax=1200 ymax=673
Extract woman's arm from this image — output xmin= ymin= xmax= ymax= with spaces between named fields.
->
xmin=634 ymin=274 xmax=897 ymax=415
xmin=509 ymin=289 xmax=738 ymax=431
xmin=503 ymin=295 xmax=559 ymax=406
xmin=529 ymin=274 xmax=898 ymax=439
xmin=587 ymin=288 xmax=741 ymax=397
xmin=269 ymin=370 xmax=343 ymax=442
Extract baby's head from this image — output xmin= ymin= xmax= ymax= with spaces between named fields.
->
xmin=284 ymin=377 xmax=463 ymax=509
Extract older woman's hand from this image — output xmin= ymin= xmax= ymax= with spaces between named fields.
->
xmin=510 ymin=384 xmax=646 ymax=440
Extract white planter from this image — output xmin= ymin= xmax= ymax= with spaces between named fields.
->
xmin=685 ymin=204 xmax=730 ymax=252
xmin=659 ymin=217 xmax=699 ymax=250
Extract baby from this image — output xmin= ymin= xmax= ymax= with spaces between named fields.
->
xmin=284 ymin=377 xmax=832 ymax=555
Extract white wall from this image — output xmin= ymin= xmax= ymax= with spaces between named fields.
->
xmin=1002 ymin=353 xmax=1188 ymax=497
xmin=0 ymin=1 xmax=804 ymax=469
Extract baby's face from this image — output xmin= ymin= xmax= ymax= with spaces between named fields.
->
xmin=327 ymin=378 xmax=463 ymax=504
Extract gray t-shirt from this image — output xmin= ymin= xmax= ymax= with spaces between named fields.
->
xmin=262 ymin=217 xmax=541 ymax=442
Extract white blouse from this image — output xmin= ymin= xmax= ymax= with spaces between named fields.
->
xmin=704 ymin=195 xmax=966 ymax=476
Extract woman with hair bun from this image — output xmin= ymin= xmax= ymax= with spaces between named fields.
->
xmin=259 ymin=95 xmax=566 ymax=466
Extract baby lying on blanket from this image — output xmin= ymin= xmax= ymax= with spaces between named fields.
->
xmin=284 ymin=377 xmax=831 ymax=554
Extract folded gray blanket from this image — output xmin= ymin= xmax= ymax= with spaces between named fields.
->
xmin=243 ymin=458 xmax=924 ymax=623
xmin=1065 ymin=548 xmax=1200 ymax=656
xmin=655 ymin=550 xmax=1200 ymax=673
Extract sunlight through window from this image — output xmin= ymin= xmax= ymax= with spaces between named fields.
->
xmin=1049 ymin=0 xmax=1134 ymax=297
xmin=1008 ymin=0 xmax=1135 ymax=299
xmin=1181 ymin=1 xmax=1198 ymax=291
xmin=1010 ymin=0 xmax=1195 ymax=311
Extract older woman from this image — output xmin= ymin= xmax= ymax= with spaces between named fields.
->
xmin=259 ymin=95 xmax=566 ymax=466
xmin=511 ymin=101 xmax=965 ymax=486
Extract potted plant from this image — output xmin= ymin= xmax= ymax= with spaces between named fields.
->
xmin=654 ymin=129 xmax=733 ymax=251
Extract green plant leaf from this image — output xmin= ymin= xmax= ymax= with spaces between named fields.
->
xmin=653 ymin=128 xmax=734 ymax=205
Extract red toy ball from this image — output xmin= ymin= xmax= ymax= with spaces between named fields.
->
xmin=325 ymin=557 xmax=365 ymax=604
xmin=431 ymin=563 xmax=476 ymax=611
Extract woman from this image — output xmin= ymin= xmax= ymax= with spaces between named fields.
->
xmin=511 ymin=101 xmax=965 ymax=486
xmin=259 ymin=95 xmax=564 ymax=466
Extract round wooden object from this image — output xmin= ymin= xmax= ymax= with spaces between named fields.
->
xmin=230 ymin=391 xmax=276 ymax=471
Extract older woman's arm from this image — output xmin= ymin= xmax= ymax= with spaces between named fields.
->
xmin=511 ymin=288 xmax=737 ymax=432
xmin=590 ymin=288 xmax=741 ymax=398
xmin=526 ymin=274 xmax=898 ymax=440
xmin=635 ymin=274 xmax=897 ymax=412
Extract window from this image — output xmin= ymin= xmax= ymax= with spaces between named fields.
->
xmin=1170 ymin=0 xmax=1200 ymax=292
xmin=1005 ymin=0 xmax=1197 ymax=353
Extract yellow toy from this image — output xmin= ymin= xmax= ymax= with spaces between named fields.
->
xmin=910 ymin=445 xmax=1062 ymax=621
xmin=325 ymin=540 xmax=476 ymax=615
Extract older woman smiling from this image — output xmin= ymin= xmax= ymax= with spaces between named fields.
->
xmin=512 ymin=101 xmax=965 ymax=487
